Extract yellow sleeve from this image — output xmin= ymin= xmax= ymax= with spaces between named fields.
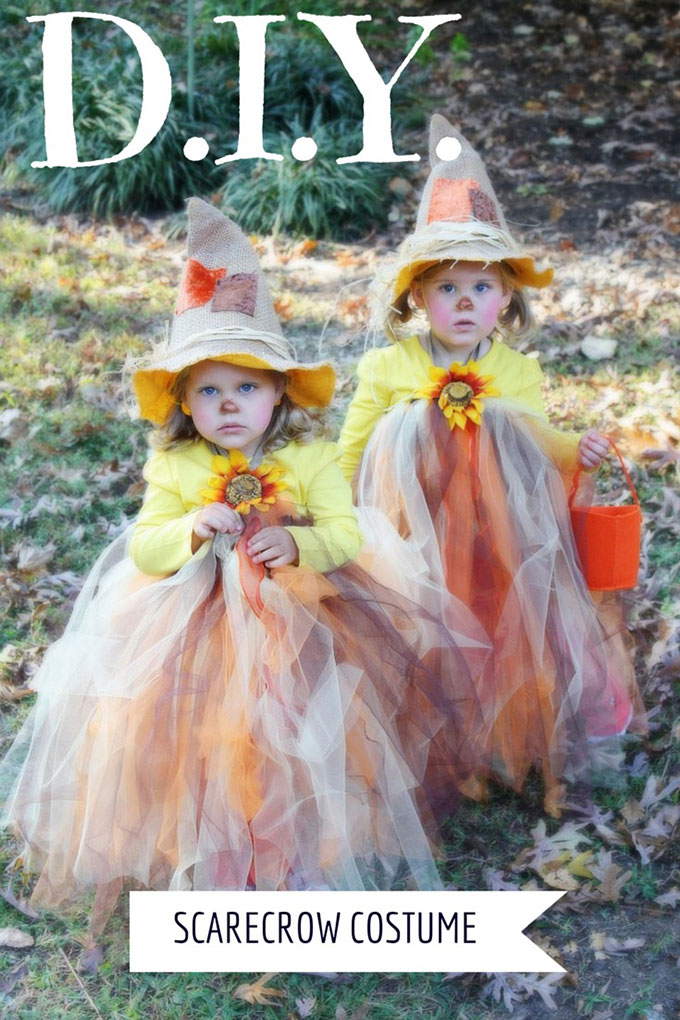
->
xmin=518 ymin=358 xmax=581 ymax=470
xmin=284 ymin=447 xmax=363 ymax=572
xmin=514 ymin=356 xmax=547 ymax=418
xmin=338 ymin=349 xmax=392 ymax=483
xmin=129 ymin=452 xmax=200 ymax=576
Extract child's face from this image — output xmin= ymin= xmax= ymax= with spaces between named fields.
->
xmin=411 ymin=261 xmax=511 ymax=352
xmin=184 ymin=360 xmax=284 ymax=458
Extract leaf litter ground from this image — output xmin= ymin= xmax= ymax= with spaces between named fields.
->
xmin=1 ymin=0 xmax=679 ymax=1016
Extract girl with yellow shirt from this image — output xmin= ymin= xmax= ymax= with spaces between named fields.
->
xmin=339 ymin=117 xmax=644 ymax=815
xmin=2 ymin=201 xmax=489 ymax=942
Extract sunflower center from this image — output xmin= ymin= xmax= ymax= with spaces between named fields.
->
xmin=225 ymin=473 xmax=262 ymax=506
xmin=441 ymin=381 xmax=474 ymax=408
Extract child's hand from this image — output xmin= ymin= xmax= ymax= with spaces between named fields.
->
xmin=192 ymin=503 xmax=244 ymax=550
xmin=579 ymin=429 xmax=610 ymax=469
xmin=247 ymin=526 xmax=299 ymax=568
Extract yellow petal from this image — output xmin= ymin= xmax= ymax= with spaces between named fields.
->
xmin=453 ymin=411 xmax=467 ymax=429
xmin=211 ymin=455 xmax=231 ymax=473
xmin=229 ymin=449 xmax=249 ymax=472
xmin=467 ymin=408 xmax=481 ymax=424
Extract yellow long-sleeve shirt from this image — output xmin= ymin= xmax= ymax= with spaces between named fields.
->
xmin=338 ymin=335 xmax=578 ymax=482
xmin=130 ymin=439 xmax=363 ymax=577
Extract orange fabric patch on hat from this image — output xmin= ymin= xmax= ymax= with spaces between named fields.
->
xmin=175 ymin=259 xmax=227 ymax=315
xmin=428 ymin=177 xmax=499 ymax=225
xmin=212 ymin=273 xmax=258 ymax=317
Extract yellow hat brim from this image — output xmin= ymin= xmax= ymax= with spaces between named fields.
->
xmin=394 ymin=256 xmax=553 ymax=302
xmin=134 ymin=354 xmax=335 ymax=425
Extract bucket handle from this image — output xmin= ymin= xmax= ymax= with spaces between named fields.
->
xmin=569 ymin=437 xmax=640 ymax=509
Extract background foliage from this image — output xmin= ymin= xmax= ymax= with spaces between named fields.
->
xmin=1 ymin=0 xmax=452 ymax=236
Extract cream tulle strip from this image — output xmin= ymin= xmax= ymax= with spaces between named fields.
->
xmin=355 ymin=398 xmax=644 ymax=812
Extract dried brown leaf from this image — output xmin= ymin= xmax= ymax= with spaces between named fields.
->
xmin=0 ymin=883 xmax=40 ymax=920
xmin=296 ymin=996 xmax=317 ymax=1018
xmin=0 ymin=960 xmax=30 ymax=996
xmin=590 ymin=932 xmax=645 ymax=957
xmin=234 ymin=973 xmax=286 ymax=1005
xmin=16 ymin=542 xmax=56 ymax=573
xmin=655 ymin=887 xmax=680 ymax=907
xmin=0 ymin=926 xmax=34 ymax=949
xmin=586 ymin=850 xmax=631 ymax=902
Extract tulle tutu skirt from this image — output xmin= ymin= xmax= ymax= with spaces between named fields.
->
xmin=1 ymin=504 xmax=489 ymax=909
xmin=356 ymin=399 xmax=645 ymax=813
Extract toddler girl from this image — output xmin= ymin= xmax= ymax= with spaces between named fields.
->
xmin=1 ymin=200 xmax=485 ymax=932
xmin=339 ymin=116 xmax=645 ymax=814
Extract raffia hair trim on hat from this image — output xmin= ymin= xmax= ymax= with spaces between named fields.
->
xmin=369 ymin=220 xmax=552 ymax=339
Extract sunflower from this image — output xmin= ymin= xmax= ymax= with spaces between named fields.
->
xmin=199 ymin=450 xmax=287 ymax=514
xmin=415 ymin=360 xmax=499 ymax=431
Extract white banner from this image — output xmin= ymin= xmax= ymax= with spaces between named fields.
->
xmin=129 ymin=890 xmax=565 ymax=973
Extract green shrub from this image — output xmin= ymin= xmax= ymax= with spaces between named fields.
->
xmin=218 ymin=117 xmax=398 ymax=239
xmin=1 ymin=1 xmax=449 ymax=235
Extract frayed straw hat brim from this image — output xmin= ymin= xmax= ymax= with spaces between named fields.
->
xmin=131 ymin=332 xmax=335 ymax=424
xmin=391 ymin=221 xmax=553 ymax=299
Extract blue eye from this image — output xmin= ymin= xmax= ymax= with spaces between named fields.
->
xmin=440 ymin=283 xmax=455 ymax=294
xmin=199 ymin=386 xmax=218 ymax=396
xmin=474 ymin=283 xmax=490 ymax=293
xmin=239 ymin=382 xmax=256 ymax=393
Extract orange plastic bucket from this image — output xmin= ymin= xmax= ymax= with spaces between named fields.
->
xmin=569 ymin=439 xmax=642 ymax=591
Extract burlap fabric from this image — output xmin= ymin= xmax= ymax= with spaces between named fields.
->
xmin=132 ymin=199 xmax=334 ymax=422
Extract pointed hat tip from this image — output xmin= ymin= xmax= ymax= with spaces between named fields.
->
xmin=429 ymin=114 xmax=470 ymax=165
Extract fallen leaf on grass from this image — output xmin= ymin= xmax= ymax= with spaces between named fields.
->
xmin=0 ymin=959 xmax=29 ymax=996
xmin=0 ymin=679 xmax=33 ymax=705
xmin=0 ymin=408 xmax=28 ymax=444
xmin=0 ymin=926 xmax=34 ymax=949
xmin=0 ymin=883 xmax=40 ymax=920
xmin=234 ymin=973 xmax=286 ymax=1005
xmin=590 ymin=933 xmax=645 ymax=959
xmin=483 ymin=972 xmax=565 ymax=1011
xmin=512 ymin=819 xmax=591 ymax=886
xmin=654 ymin=887 xmax=680 ymax=907
xmin=586 ymin=849 xmax=632 ymax=902
xmin=336 ymin=1005 xmax=369 ymax=1020
xmin=296 ymin=996 xmax=316 ymax=1018
xmin=16 ymin=542 xmax=56 ymax=573
xmin=274 ymin=295 xmax=295 ymax=320
xmin=641 ymin=447 xmax=679 ymax=471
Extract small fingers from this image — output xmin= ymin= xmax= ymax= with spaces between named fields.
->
xmin=250 ymin=545 xmax=279 ymax=565
xmin=262 ymin=554 xmax=290 ymax=569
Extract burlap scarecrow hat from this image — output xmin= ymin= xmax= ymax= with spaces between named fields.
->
xmin=373 ymin=115 xmax=553 ymax=334
xmin=133 ymin=198 xmax=335 ymax=423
